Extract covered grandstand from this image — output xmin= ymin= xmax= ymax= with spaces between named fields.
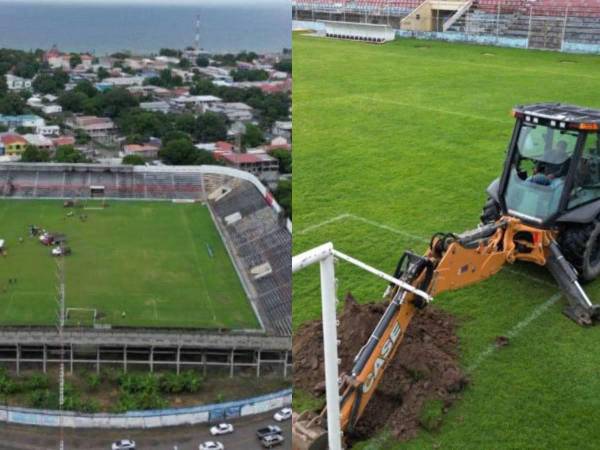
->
xmin=0 ymin=163 xmax=292 ymax=337
xmin=293 ymin=0 xmax=600 ymax=52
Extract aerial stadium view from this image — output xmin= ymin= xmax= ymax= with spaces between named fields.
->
xmin=292 ymin=0 xmax=600 ymax=449
xmin=0 ymin=0 xmax=292 ymax=448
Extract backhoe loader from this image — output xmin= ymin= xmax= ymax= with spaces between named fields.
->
xmin=293 ymin=103 xmax=600 ymax=450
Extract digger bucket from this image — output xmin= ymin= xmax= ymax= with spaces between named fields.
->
xmin=292 ymin=411 xmax=329 ymax=450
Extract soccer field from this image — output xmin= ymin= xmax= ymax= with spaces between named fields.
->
xmin=293 ymin=34 xmax=600 ymax=448
xmin=0 ymin=199 xmax=258 ymax=329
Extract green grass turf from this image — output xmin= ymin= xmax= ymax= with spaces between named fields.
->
xmin=0 ymin=199 xmax=258 ymax=329
xmin=293 ymin=33 xmax=600 ymax=449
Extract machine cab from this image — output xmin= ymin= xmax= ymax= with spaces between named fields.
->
xmin=499 ymin=103 xmax=600 ymax=226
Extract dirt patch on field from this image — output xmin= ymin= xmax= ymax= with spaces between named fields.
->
xmin=293 ymin=293 xmax=468 ymax=446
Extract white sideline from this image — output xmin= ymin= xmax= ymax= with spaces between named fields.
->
xmin=466 ymin=292 xmax=562 ymax=372
xmin=297 ymin=213 xmax=563 ymax=370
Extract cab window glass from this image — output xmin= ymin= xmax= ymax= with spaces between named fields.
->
xmin=569 ymin=133 xmax=600 ymax=208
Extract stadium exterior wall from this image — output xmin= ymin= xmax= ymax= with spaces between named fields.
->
xmin=0 ymin=388 xmax=292 ymax=429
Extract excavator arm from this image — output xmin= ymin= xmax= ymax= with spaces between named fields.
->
xmin=293 ymin=218 xmax=600 ymax=450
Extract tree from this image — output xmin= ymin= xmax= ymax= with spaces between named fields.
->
xmin=274 ymin=59 xmax=292 ymax=73
xmin=231 ymin=68 xmax=269 ymax=82
xmin=122 ymin=154 xmax=145 ymax=165
xmin=194 ymin=112 xmax=228 ymax=143
xmin=145 ymin=69 xmax=183 ymax=88
xmin=159 ymin=48 xmax=181 ymax=58
xmin=272 ymin=149 xmax=291 ymax=174
xmin=74 ymin=129 xmax=91 ymax=145
xmin=32 ymin=70 xmax=69 ymax=94
xmin=178 ymin=58 xmax=191 ymax=69
xmin=21 ymin=145 xmax=50 ymax=162
xmin=54 ymin=145 xmax=89 ymax=163
xmin=162 ymin=130 xmax=191 ymax=146
xmin=158 ymin=138 xmax=199 ymax=165
xmin=195 ymin=56 xmax=209 ymax=68
xmin=158 ymin=138 xmax=215 ymax=166
xmin=58 ymin=91 xmax=87 ymax=113
xmin=0 ymin=93 xmax=26 ymax=115
xmin=73 ymin=80 xmax=97 ymax=98
xmin=242 ymin=123 xmax=264 ymax=149
xmin=97 ymin=67 xmax=110 ymax=81
xmin=69 ymin=54 xmax=82 ymax=69
xmin=0 ymin=75 xmax=6 ymax=95
xmin=275 ymin=179 xmax=291 ymax=218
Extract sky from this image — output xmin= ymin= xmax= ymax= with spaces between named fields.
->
xmin=0 ymin=0 xmax=286 ymax=4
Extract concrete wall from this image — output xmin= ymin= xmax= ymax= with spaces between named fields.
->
xmin=0 ymin=388 xmax=292 ymax=429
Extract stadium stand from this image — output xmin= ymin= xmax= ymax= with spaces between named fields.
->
xmin=209 ymin=183 xmax=292 ymax=336
xmin=294 ymin=0 xmax=600 ymax=49
xmin=0 ymin=163 xmax=292 ymax=337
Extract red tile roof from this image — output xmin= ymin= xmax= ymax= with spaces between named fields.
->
xmin=0 ymin=134 xmax=27 ymax=145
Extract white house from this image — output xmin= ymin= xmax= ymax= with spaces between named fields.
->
xmin=5 ymin=74 xmax=32 ymax=91
xmin=42 ymin=105 xmax=63 ymax=115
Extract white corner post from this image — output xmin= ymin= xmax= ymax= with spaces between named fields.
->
xmin=292 ymin=243 xmax=433 ymax=450
xmin=292 ymin=242 xmax=342 ymax=450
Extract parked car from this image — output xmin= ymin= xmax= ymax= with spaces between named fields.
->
xmin=210 ymin=423 xmax=234 ymax=435
xmin=261 ymin=434 xmax=284 ymax=448
xmin=256 ymin=425 xmax=282 ymax=439
xmin=273 ymin=407 xmax=292 ymax=422
xmin=111 ymin=440 xmax=136 ymax=450
xmin=199 ymin=441 xmax=224 ymax=450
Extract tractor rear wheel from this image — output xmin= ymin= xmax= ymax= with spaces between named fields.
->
xmin=559 ymin=221 xmax=600 ymax=282
xmin=480 ymin=197 xmax=501 ymax=225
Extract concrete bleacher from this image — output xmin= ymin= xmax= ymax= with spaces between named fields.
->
xmin=210 ymin=184 xmax=292 ymax=337
xmin=0 ymin=164 xmax=209 ymax=200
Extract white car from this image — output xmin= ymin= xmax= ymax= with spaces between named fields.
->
xmin=111 ymin=440 xmax=136 ymax=450
xmin=210 ymin=423 xmax=234 ymax=435
xmin=199 ymin=441 xmax=224 ymax=450
xmin=273 ymin=407 xmax=292 ymax=422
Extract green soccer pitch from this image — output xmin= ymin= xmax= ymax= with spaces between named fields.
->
xmin=293 ymin=33 xmax=600 ymax=449
xmin=0 ymin=199 xmax=258 ymax=329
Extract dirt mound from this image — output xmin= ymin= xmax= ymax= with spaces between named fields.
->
xmin=293 ymin=293 xmax=468 ymax=445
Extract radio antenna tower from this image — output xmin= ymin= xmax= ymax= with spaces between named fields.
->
xmin=195 ymin=14 xmax=201 ymax=52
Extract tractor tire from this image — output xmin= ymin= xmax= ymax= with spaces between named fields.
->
xmin=480 ymin=197 xmax=501 ymax=225
xmin=559 ymin=221 xmax=600 ymax=282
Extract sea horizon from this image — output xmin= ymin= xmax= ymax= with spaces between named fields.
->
xmin=0 ymin=1 xmax=291 ymax=55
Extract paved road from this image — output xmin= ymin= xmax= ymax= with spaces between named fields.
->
xmin=0 ymin=412 xmax=291 ymax=450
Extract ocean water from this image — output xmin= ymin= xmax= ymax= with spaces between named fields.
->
xmin=0 ymin=1 xmax=291 ymax=55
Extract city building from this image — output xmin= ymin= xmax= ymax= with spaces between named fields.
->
xmin=5 ymin=74 xmax=32 ymax=91
xmin=66 ymin=116 xmax=117 ymax=143
xmin=0 ymin=134 xmax=28 ymax=156
xmin=207 ymin=102 xmax=253 ymax=122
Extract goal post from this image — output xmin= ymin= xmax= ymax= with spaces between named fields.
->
xmin=292 ymin=242 xmax=433 ymax=450
xmin=65 ymin=307 xmax=97 ymax=327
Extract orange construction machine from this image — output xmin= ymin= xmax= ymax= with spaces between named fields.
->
xmin=293 ymin=103 xmax=600 ymax=449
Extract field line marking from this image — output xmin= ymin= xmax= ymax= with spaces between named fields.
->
xmin=178 ymin=208 xmax=217 ymax=323
xmin=466 ymin=292 xmax=562 ymax=372
xmin=297 ymin=213 xmax=352 ymax=235
xmin=298 ymin=213 xmax=555 ymax=288
xmin=354 ymin=94 xmax=507 ymax=124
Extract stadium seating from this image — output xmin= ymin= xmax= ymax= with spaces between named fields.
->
xmin=295 ymin=0 xmax=600 ymax=47
xmin=210 ymin=185 xmax=292 ymax=336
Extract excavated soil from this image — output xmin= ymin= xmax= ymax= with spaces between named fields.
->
xmin=293 ymin=293 xmax=468 ymax=445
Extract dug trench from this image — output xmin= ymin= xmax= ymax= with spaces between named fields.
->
xmin=293 ymin=293 xmax=469 ymax=446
